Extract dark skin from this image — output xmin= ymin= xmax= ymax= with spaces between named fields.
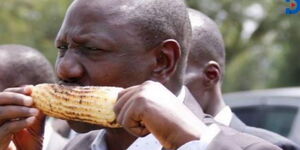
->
xmin=0 ymin=86 xmax=44 ymax=150
xmin=114 ymin=81 xmax=206 ymax=149
xmin=55 ymin=0 xmax=204 ymax=150
xmin=185 ymin=60 xmax=225 ymax=117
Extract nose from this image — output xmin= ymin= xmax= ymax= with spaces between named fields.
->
xmin=55 ymin=50 xmax=84 ymax=82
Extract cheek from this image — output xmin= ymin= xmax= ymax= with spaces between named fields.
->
xmin=86 ymin=59 xmax=152 ymax=88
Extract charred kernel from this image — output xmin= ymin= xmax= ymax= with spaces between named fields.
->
xmin=31 ymin=83 xmax=123 ymax=128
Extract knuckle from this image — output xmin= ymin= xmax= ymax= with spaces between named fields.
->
xmin=135 ymin=95 xmax=146 ymax=104
xmin=3 ymin=88 xmax=13 ymax=92
xmin=143 ymin=80 xmax=153 ymax=85
xmin=0 ymin=92 xmax=7 ymax=100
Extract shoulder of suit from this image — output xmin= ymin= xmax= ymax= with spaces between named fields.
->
xmin=231 ymin=114 xmax=300 ymax=149
xmin=207 ymin=124 xmax=283 ymax=150
xmin=244 ymin=126 xmax=300 ymax=150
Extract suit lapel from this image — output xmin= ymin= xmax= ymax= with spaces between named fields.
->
xmin=183 ymin=87 xmax=218 ymax=126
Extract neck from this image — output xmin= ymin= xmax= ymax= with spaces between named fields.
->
xmin=202 ymin=87 xmax=226 ymax=117
xmin=105 ymin=128 xmax=137 ymax=150
xmin=204 ymin=94 xmax=226 ymax=117
xmin=164 ymin=80 xmax=182 ymax=96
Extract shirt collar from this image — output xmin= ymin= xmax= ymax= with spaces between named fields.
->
xmin=214 ymin=106 xmax=233 ymax=126
xmin=177 ymin=86 xmax=185 ymax=103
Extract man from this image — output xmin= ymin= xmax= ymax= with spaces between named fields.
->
xmin=0 ymin=0 xmax=281 ymax=150
xmin=0 ymin=44 xmax=70 ymax=150
xmin=185 ymin=8 xmax=300 ymax=150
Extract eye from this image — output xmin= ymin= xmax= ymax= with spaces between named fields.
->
xmin=57 ymin=45 xmax=68 ymax=50
xmin=57 ymin=45 xmax=68 ymax=57
xmin=85 ymin=47 xmax=102 ymax=51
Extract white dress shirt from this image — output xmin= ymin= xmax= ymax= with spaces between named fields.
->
xmin=43 ymin=118 xmax=70 ymax=150
xmin=91 ymin=86 xmax=220 ymax=150
xmin=214 ymin=106 xmax=233 ymax=126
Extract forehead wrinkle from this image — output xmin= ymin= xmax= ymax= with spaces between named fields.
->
xmin=71 ymin=0 xmax=130 ymax=20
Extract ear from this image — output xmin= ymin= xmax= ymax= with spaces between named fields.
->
xmin=203 ymin=61 xmax=221 ymax=88
xmin=150 ymin=39 xmax=181 ymax=84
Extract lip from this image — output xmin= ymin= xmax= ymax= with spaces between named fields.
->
xmin=56 ymin=80 xmax=84 ymax=86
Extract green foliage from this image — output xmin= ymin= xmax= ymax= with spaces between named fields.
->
xmin=186 ymin=0 xmax=300 ymax=92
xmin=0 ymin=0 xmax=72 ymax=63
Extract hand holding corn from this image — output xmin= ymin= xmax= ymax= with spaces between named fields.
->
xmin=0 ymin=87 xmax=43 ymax=150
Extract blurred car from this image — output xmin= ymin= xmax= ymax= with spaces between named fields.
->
xmin=224 ymin=87 xmax=300 ymax=144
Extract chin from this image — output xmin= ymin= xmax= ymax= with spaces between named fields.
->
xmin=68 ymin=120 xmax=102 ymax=133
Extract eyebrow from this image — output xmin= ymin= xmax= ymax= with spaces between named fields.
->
xmin=69 ymin=34 xmax=118 ymax=51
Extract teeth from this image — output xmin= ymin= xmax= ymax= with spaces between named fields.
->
xmin=31 ymin=84 xmax=123 ymax=128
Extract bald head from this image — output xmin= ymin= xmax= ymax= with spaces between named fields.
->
xmin=0 ymin=44 xmax=55 ymax=91
xmin=185 ymin=9 xmax=226 ymax=115
xmin=188 ymin=9 xmax=225 ymax=75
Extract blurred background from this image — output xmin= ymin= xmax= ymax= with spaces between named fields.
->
xmin=1 ymin=0 xmax=300 ymax=144
xmin=0 ymin=0 xmax=299 ymax=93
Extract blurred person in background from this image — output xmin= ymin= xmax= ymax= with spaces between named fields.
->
xmin=0 ymin=44 xmax=71 ymax=150
xmin=185 ymin=8 xmax=300 ymax=150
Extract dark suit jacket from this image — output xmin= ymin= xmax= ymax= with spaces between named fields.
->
xmin=63 ymin=88 xmax=281 ymax=150
xmin=230 ymin=114 xmax=300 ymax=150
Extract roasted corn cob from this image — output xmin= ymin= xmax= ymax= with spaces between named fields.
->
xmin=31 ymin=84 xmax=123 ymax=128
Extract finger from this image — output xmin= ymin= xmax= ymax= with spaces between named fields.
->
xmin=0 ymin=117 xmax=36 ymax=137
xmin=0 ymin=106 xmax=39 ymax=120
xmin=124 ymin=126 xmax=150 ymax=137
xmin=116 ymin=95 xmax=135 ymax=125
xmin=117 ymin=85 xmax=139 ymax=99
xmin=0 ymin=92 xmax=33 ymax=106
xmin=27 ymin=112 xmax=46 ymax=137
xmin=114 ymin=86 xmax=140 ymax=115
xmin=4 ymin=86 xmax=33 ymax=96
xmin=121 ymin=101 xmax=150 ymax=137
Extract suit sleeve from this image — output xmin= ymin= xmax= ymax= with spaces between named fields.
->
xmin=205 ymin=124 xmax=283 ymax=150
xmin=245 ymin=142 xmax=283 ymax=150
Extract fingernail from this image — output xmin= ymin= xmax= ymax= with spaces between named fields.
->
xmin=26 ymin=117 xmax=36 ymax=124
xmin=24 ymin=97 xmax=33 ymax=106
xmin=24 ymin=86 xmax=33 ymax=95
xmin=29 ymin=108 xmax=39 ymax=116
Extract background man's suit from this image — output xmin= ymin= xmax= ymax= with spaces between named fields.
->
xmin=230 ymin=114 xmax=300 ymax=150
